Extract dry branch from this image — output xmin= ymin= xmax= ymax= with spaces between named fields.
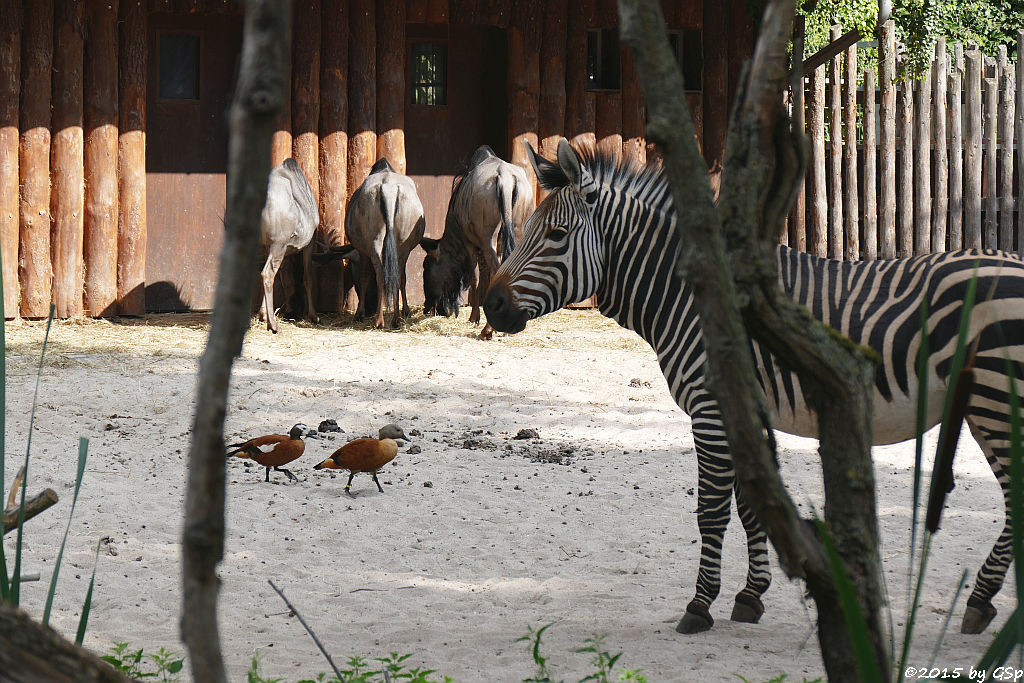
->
xmin=3 ymin=488 xmax=59 ymax=534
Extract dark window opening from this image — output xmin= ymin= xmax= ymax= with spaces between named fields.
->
xmin=586 ymin=28 xmax=620 ymax=91
xmin=411 ymin=42 xmax=448 ymax=106
xmin=159 ymin=33 xmax=200 ymax=100
xmin=668 ymin=30 xmax=703 ymax=92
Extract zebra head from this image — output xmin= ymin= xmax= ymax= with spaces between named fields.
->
xmin=484 ymin=139 xmax=604 ymax=333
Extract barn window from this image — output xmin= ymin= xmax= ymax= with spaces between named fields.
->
xmin=411 ymin=42 xmax=448 ymax=106
xmin=668 ymin=30 xmax=703 ymax=92
xmin=586 ymin=28 xmax=620 ymax=91
xmin=159 ymin=33 xmax=200 ymax=100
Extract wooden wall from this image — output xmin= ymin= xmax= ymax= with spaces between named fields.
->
xmin=0 ymin=0 xmax=752 ymax=317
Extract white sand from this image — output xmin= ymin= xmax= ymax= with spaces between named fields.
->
xmin=2 ymin=309 xmax=1008 ymax=682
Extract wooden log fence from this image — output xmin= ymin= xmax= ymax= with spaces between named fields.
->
xmin=789 ymin=21 xmax=1023 ymax=261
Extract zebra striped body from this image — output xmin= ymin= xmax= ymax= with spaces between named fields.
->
xmin=484 ymin=139 xmax=1024 ymax=635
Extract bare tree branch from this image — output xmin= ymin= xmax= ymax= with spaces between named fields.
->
xmin=3 ymin=488 xmax=59 ymax=534
xmin=180 ymin=2 xmax=291 ymax=681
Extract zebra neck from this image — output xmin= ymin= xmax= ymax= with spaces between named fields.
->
xmin=594 ymin=188 xmax=693 ymax=348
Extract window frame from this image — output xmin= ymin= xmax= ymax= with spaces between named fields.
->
xmin=409 ymin=40 xmax=449 ymax=108
xmin=585 ymin=28 xmax=621 ymax=92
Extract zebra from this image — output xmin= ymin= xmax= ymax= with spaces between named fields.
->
xmin=483 ymin=138 xmax=1024 ymax=636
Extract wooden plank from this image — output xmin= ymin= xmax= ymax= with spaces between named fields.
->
xmin=914 ymin=54 xmax=931 ymax=254
xmin=84 ymin=0 xmax=119 ymax=317
xmin=565 ymin=0 xmax=595 ymax=141
xmin=828 ymin=26 xmax=842 ymax=260
xmin=843 ymin=40 xmax=858 ymax=260
xmin=808 ymin=63 xmax=827 ymax=258
xmin=508 ymin=0 xmax=542 ymax=202
xmin=701 ymin=0 xmax=728 ymax=166
xmin=789 ymin=15 xmax=806 ymax=251
xmin=117 ymin=0 xmax=146 ymax=316
xmin=376 ymin=0 xmax=405 ymax=173
xmin=18 ymin=0 xmax=52 ymax=318
xmin=932 ymin=39 xmax=947 ymax=253
xmin=0 ymin=0 xmax=20 ymax=316
xmin=51 ymin=0 xmax=86 ymax=318
xmin=347 ymin=0 xmax=375 ymax=200
xmin=898 ymin=65 xmax=913 ymax=257
xmin=595 ymin=91 xmax=622 ymax=159
xmin=999 ymin=53 xmax=1014 ymax=253
xmin=538 ymin=0 xmax=568 ymax=201
xmin=983 ymin=73 xmax=997 ymax=248
xmin=270 ymin=4 xmax=292 ymax=167
xmin=426 ymin=0 xmax=448 ymax=22
xmin=319 ymin=0 xmax=348 ymax=246
xmin=949 ymin=43 xmax=964 ymax=250
xmin=407 ymin=0 xmax=427 ymax=23
xmin=1018 ymin=31 xmax=1024 ymax=255
xmin=293 ymin=0 xmax=321 ymax=201
xmin=863 ymin=69 xmax=877 ymax=260
xmin=621 ymin=46 xmax=646 ymax=167
xmin=964 ymin=49 xmax=982 ymax=248
xmin=878 ymin=21 xmax=896 ymax=258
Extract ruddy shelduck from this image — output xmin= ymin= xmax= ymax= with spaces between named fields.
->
xmin=313 ymin=424 xmax=410 ymax=494
xmin=227 ymin=423 xmax=310 ymax=482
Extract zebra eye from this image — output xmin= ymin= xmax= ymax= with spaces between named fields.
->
xmin=548 ymin=227 xmax=568 ymax=241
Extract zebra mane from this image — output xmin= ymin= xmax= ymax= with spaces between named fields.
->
xmin=549 ymin=142 xmax=671 ymax=208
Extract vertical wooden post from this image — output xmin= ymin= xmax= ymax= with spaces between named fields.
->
xmin=1018 ymin=31 xmax=1024 ymax=254
xmin=51 ymin=0 xmax=86 ymax=318
xmin=508 ymin=0 xmax=542 ymax=202
xmin=565 ymin=0 xmax=595 ymax=146
xmin=932 ymin=39 xmax=948 ymax=253
xmin=789 ymin=14 xmax=806 ymax=252
xmin=964 ymin=49 xmax=982 ymax=248
xmin=843 ymin=40 xmax=858 ymax=261
xmin=914 ymin=56 xmax=931 ymax=254
xmin=879 ymin=21 xmax=896 ymax=258
xmin=84 ymin=0 xmax=119 ymax=317
xmin=808 ymin=64 xmax=827 ymax=258
xmin=898 ymin=67 xmax=914 ymax=257
xmin=19 ymin=0 xmax=52 ymax=318
xmin=0 ymin=0 xmax=20 ymax=316
xmin=998 ymin=53 xmax=1014 ymax=253
xmin=319 ymin=0 xmax=348 ymax=247
xmin=595 ymin=92 xmax=622 ymax=159
xmin=621 ymin=49 xmax=645 ymax=168
xmin=828 ymin=26 xmax=842 ymax=260
xmin=538 ymin=0 xmax=568 ymax=189
xmin=376 ymin=0 xmax=405 ymax=173
xmin=863 ymin=69 xmax=877 ymax=260
xmin=292 ymin=0 xmax=320 ymax=199
xmin=949 ymin=44 xmax=964 ymax=250
xmin=270 ymin=15 xmax=292 ymax=168
xmin=702 ymin=0 xmax=728 ymax=166
xmin=983 ymin=72 xmax=997 ymax=248
xmin=347 ymin=0 xmax=375 ymax=200
xmin=118 ymin=0 xmax=146 ymax=315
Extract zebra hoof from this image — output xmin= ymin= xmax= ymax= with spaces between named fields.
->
xmin=676 ymin=603 xmax=714 ymax=634
xmin=961 ymin=600 xmax=997 ymax=634
xmin=730 ymin=594 xmax=765 ymax=624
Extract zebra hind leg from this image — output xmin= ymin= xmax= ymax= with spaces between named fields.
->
xmin=731 ymin=487 xmax=771 ymax=623
xmin=676 ymin=437 xmax=733 ymax=634
xmin=962 ymin=417 xmax=1012 ymax=634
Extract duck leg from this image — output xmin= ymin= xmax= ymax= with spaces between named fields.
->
xmin=275 ymin=467 xmax=297 ymax=481
xmin=345 ymin=472 xmax=356 ymax=495
xmin=371 ymin=472 xmax=385 ymax=493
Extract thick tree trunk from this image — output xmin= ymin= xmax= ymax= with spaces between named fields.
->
xmin=619 ymin=1 xmax=889 ymax=680
xmin=180 ymin=3 xmax=291 ymax=681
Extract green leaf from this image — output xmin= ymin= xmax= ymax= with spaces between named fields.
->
xmin=75 ymin=538 xmax=103 ymax=646
xmin=43 ymin=437 xmax=90 ymax=625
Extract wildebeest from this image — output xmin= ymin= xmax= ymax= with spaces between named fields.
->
xmin=420 ymin=145 xmax=533 ymax=340
xmin=258 ymin=158 xmax=319 ymax=333
xmin=346 ymin=158 xmax=426 ymax=328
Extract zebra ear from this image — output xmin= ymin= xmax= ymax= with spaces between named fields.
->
xmin=524 ymin=140 xmax=568 ymax=191
xmin=556 ymin=138 xmax=585 ymax=193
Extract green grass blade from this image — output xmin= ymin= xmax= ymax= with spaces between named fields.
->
xmin=814 ymin=519 xmax=882 ymax=682
xmin=977 ymin=605 xmax=1024 ymax=673
xmin=42 ymin=437 xmax=89 ymax=625
xmin=907 ymin=294 xmax=930 ymax=619
xmin=75 ymin=538 xmax=102 ymax=646
xmin=11 ymin=304 xmax=55 ymax=605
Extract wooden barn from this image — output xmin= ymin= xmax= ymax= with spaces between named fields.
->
xmin=0 ymin=0 xmax=755 ymax=319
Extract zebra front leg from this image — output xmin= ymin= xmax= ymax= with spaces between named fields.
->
xmin=731 ymin=487 xmax=771 ymax=623
xmin=677 ymin=435 xmax=733 ymax=634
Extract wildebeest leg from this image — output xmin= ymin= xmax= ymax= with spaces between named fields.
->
xmin=477 ymin=246 xmax=500 ymax=340
xmin=261 ymin=248 xmax=287 ymax=333
xmin=301 ymin=242 xmax=319 ymax=324
xmin=399 ymin=269 xmax=410 ymax=319
xmin=356 ymin=256 xmax=374 ymax=320
xmin=371 ymin=256 xmax=387 ymax=329
xmin=468 ymin=244 xmax=484 ymax=325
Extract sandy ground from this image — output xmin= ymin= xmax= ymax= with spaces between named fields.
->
xmin=1 ymin=309 xmax=1010 ymax=682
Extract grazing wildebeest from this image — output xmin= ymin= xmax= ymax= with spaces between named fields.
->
xmin=420 ymin=145 xmax=533 ymax=340
xmin=486 ymin=138 xmax=1024 ymax=635
xmin=347 ymin=158 xmax=426 ymax=328
xmin=312 ymin=242 xmax=379 ymax=313
xmin=258 ymin=158 xmax=319 ymax=333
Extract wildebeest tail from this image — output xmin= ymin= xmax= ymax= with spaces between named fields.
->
xmin=497 ymin=173 xmax=517 ymax=262
xmin=379 ymin=183 xmax=400 ymax=318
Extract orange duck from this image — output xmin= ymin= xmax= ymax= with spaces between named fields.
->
xmin=313 ymin=424 xmax=409 ymax=494
xmin=227 ymin=423 xmax=310 ymax=482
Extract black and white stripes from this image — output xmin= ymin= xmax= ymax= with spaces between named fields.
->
xmin=485 ymin=139 xmax=1024 ymax=636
